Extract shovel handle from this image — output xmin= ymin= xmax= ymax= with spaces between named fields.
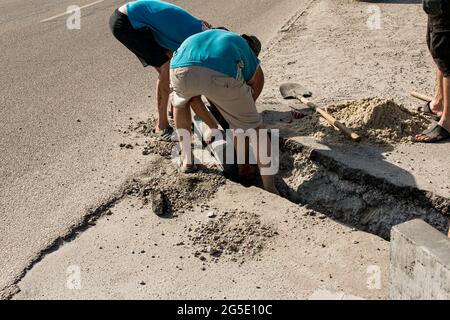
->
xmin=299 ymin=97 xmax=361 ymax=142
xmin=411 ymin=91 xmax=433 ymax=102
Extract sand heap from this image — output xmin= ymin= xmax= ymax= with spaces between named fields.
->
xmin=188 ymin=211 xmax=277 ymax=264
xmin=277 ymin=97 xmax=430 ymax=145
xmin=325 ymin=98 xmax=430 ymax=145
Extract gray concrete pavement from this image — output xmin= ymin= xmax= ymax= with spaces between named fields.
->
xmin=0 ymin=0 xmax=308 ymax=298
xmin=260 ymin=0 xmax=450 ymax=231
xmin=15 ymin=179 xmax=389 ymax=300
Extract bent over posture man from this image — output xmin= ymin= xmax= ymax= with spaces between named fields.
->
xmin=109 ymin=0 xmax=210 ymax=140
xmin=170 ymin=29 xmax=279 ymax=195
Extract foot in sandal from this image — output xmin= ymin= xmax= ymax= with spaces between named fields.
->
xmin=417 ymin=101 xmax=443 ymax=119
xmin=414 ymin=121 xmax=450 ymax=143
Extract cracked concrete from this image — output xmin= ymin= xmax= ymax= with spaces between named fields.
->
xmin=0 ymin=0 xmax=312 ymax=299
xmin=4 ymin=0 xmax=450 ymax=300
xmin=14 ymin=176 xmax=390 ymax=300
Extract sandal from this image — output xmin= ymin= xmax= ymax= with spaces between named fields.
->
xmin=152 ymin=128 xmax=174 ymax=142
xmin=417 ymin=101 xmax=441 ymax=120
xmin=414 ymin=123 xmax=450 ymax=143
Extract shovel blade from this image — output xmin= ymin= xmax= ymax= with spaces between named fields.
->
xmin=280 ymin=83 xmax=312 ymax=100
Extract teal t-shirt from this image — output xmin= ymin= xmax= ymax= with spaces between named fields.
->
xmin=170 ymin=29 xmax=261 ymax=82
xmin=126 ymin=0 xmax=207 ymax=52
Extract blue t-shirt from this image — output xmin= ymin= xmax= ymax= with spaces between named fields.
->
xmin=171 ymin=30 xmax=260 ymax=82
xmin=126 ymin=0 xmax=207 ymax=52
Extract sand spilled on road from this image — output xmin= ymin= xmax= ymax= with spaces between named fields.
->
xmin=125 ymin=117 xmax=279 ymax=265
xmin=129 ymin=117 xmax=176 ymax=158
xmin=133 ymin=164 xmax=226 ymax=214
xmin=187 ymin=210 xmax=278 ymax=265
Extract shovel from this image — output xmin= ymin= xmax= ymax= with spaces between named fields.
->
xmin=410 ymin=91 xmax=433 ymax=102
xmin=280 ymin=83 xmax=361 ymax=142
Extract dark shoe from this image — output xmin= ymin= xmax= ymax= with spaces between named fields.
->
xmin=417 ymin=101 xmax=441 ymax=120
xmin=414 ymin=123 xmax=450 ymax=143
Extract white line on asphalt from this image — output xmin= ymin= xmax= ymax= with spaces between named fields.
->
xmin=40 ymin=0 xmax=105 ymax=23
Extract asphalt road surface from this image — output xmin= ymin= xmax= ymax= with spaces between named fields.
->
xmin=0 ymin=0 xmax=307 ymax=298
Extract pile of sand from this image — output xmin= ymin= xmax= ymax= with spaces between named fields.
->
xmin=187 ymin=211 xmax=277 ymax=264
xmin=284 ymin=97 xmax=430 ymax=145
xmin=325 ymin=98 xmax=430 ymax=144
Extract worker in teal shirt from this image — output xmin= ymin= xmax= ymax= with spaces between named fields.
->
xmin=171 ymin=29 xmax=261 ymax=82
xmin=126 ymin=0 xmax=210 ymax=52
xmin=109 ymin=0 xmax=211 ymax=141
xmin=170 ymin=30 xmax=278 ymax=195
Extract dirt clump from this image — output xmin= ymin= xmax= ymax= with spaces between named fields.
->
xmin=131 ymin=161 xmax=226 ymax=215
xmin=142 ymin=139 xmax=175 ymax=158
xmin=187 ymin=211 xmax=278 ymax=264
xmin=128 ymin=117 xmax=177 ymax=158
xmin=150 ymin=190 xmax=167 ymax=216
xmin=129 ymin=117 xmax=156 ymax=136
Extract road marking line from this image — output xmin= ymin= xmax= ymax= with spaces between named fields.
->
xmin=40 ymin=0 xmax=105 ymax=23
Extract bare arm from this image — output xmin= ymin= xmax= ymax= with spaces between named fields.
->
xmin=247 ymin=65 xmax=264 ymax=102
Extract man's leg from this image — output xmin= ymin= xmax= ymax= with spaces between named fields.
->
xmin=190 ymin=97 xmax=218 ymax=130
xmin=155 ymin=61 xmax=171 ymax=133
xmin=234 ymin=128 xmax=279 ymax=195
xmin=439 ymin=75 xmax=450 ymax=132
xmin=173 ymin=103 xmax=194 ymax=170
xmin=431 ymin=68 xmax=444 ymax=116
xmin=234 ymin=133 xmax=259 ymax=187
xmin=415 ymin=74 xmax=450 ymax=142
xmin=255 ymin=127 xmax=279 ymax=195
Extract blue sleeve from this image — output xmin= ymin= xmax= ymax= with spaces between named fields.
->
xmin=125 ymin=2 xmax=149 ymax=29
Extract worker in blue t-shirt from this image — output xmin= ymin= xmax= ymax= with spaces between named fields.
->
xmin=170 ymin=30 xmax=279 ymax=195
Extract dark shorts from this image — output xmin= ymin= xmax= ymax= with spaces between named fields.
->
xmin=109 ymin=9 xmax=170 ymax=68
xmin=427 ymin=21 xmax=450 ymax=77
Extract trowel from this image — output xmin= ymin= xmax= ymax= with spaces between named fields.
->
xmin=280 ymin=82 xmax=361 ymax=142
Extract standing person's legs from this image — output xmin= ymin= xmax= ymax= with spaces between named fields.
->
xmin=431 ymin=68 xmax=444 ymax=116
xmin=415 ymin=72 xmax=450 ymax=142
xmin=415 ymin=26 xmax=450 ymax=142
xmin=440 ymin=76 xmax=450 ymax=131
xmin=422 ymin=21 xmax=444 ymax=116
